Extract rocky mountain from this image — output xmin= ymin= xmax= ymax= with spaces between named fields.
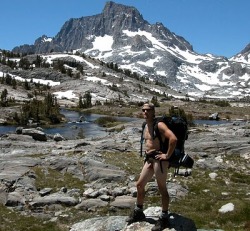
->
xmin=8 ymin=1 xmax=250 ymax=100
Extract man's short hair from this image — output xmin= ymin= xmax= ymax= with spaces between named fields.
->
xmin=142 ymin=103 xmax=155 ymax=110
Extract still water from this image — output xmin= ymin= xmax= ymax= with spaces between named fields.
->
xmin=194 ymin=119 xmax=231 ymax=126
xmin=0 ymin=109 xmax=138 ymax=140
xmin=0 ymin=109 xmax=232 ymax=139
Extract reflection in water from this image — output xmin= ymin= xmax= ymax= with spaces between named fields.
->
xmin=0 ymin=109 xmax=137 ymax=140
xmin=0 ymin=125 xmax=16 ymax=135
xmin=77 ymin=127 xmax=85 ymax=139
xmin=2 ymin=109 xmax=232 ymax=139
xmin=194 ymin=120 xmax=231 ymax=126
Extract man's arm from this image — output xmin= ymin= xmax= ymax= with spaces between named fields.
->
xmin=156 ymin=121 xmax=177 ymax=160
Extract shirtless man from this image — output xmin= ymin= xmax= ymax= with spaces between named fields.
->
xmin=126 ymin=103 xmax=177 ymax=231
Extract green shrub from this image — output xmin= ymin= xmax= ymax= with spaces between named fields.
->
xmin=95 ymin=116 xmax=119 ymax=127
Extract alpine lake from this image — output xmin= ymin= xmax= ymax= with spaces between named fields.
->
xmin=0 ymin=108 xmax=232 ymax=140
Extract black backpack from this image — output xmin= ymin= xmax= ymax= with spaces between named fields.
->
xmin=140 ymin=115 xmax=194 ymax=176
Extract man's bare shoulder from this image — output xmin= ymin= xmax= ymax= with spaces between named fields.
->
xmin=157 ymin=121 xmax=169 ymax=130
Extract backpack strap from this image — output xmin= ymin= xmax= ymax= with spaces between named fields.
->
xmin=140 ymin=122 xmax=147 ymax=157
xmin=153 ymin=117 xmax=168 ymax=153
xmin=152 ymin=118 xmax=166 ymax=174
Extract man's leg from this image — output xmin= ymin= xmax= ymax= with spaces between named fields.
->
xmin=126 ymin=162 xmax=154 ymax=224
xmin=136 ymin=162 xmax=154 ymax=206
xmin=154 ymin=161 xmax=169 ymax=210
xmin=152 ymin=161 xmax=171 ymax=230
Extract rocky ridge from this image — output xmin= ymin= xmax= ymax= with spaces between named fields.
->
xmin=0 ymin=52 xmax=188 ymax=118
xmin=9 ymin=1 xmax=250 ymax=99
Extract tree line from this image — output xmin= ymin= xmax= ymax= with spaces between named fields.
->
xmin=1 ymin=89 xmax=61 ymax=125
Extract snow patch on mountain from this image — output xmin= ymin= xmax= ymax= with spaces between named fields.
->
xmin=42 ymin=54 xmax=99 ymax=69
xmin=43 ymin=37 xmax=52 ymax=43
xmin=122 ymin=29 xmax=214 ymax=64
xmin=229 ymin=54 xmax=250 ymax=64
xmin=5 ymin=73 xmax=60 ymax=87
xmin=86 ymin=35 xmax=113 ymax=53
xmin=85 ymin=76 xmax=114 ymax=86
xmin=53 ymin=90 xmax=77 ymax=99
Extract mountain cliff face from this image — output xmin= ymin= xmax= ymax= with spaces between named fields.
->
xmin=12 ymin=1 xmax=250 ymax=99
xmin=14 ymin=2 xmax=192 ymax=54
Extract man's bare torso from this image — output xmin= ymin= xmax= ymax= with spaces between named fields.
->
xmin=144 ymin=124 xmax=162 ymax=153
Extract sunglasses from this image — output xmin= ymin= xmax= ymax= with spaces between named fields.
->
xmin=142 ymin=109 xmax=152 ymax=112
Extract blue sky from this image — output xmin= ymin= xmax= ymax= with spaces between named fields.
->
xmin=1 ymin=0 xmax=250 ymax=58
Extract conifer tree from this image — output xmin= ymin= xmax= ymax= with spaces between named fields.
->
xmin=78 ymin=95 xmax=84 ymax=108
xmin=0 ymin=89 xmax=8 ymax=107
xmin=151 ymin=96 xmax=159 ymax=107
xmin=83 ymin=91 xmax=92 ymax=108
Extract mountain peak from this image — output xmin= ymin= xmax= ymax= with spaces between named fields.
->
xmin=101 ymin=1 xmax=147 ymax=33
xmin=10 ymin=2 xmax=250 ymax=99
xmin=103 ymin=1 xmax=142 ymax=18
xmin=240 ymin=43 xmax=250 ymax=55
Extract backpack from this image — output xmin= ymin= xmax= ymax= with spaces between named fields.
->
xmin=140 ymin=115 xmax=194 ymax=176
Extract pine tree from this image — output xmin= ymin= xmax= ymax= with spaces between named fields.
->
xmin=5 ymin=74 xmax=12 ymax=85
xmin=83 ymin=91 xmax=92 ymax=108
xmin=78 ymin=95 xmax=84 ymax=108
xmin=24 ymin=80 xmax=30 ymax=90
xmin=151 ymin=96 xmax=159 ymax=107
xmin=0 ymin=89 xmax=8 ymax=106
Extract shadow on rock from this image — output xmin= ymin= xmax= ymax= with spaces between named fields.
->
xmin=69 ymin=213 xmax=197 ymax=231
xmin=127 ymin=213 xmax=197 ymax=231
xmin=144 ymin=213 xmax=197 ymax=231
xmin=168 ymin=213 xmax=197 ymax=231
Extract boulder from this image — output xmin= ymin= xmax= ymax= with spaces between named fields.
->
xmin=209 ymin=112 xmax=219 ymax=120
xmin=53 ymin=133 xmax=65 ymax=141
xmin=70 ymin=216 xmax=127 ymax=231
xmin=75 ymin=198 xmax=108 ymax=210
xmin=0 ymin=185 xmax=7 ymax=205
xmin=80 ymin=157 xmax=126 ymax=182
xmin=5 ymin=191 xmax=26 ymax=206
xmin=22 ymin=128 xmax=47 ymax=141
xmin=110 ymin=195 xmax=136 ymax=209
xmin=31 ymin=193 xmax=79 ymax=207
xmin=70 ymin=207 xmax=197 ymax=231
